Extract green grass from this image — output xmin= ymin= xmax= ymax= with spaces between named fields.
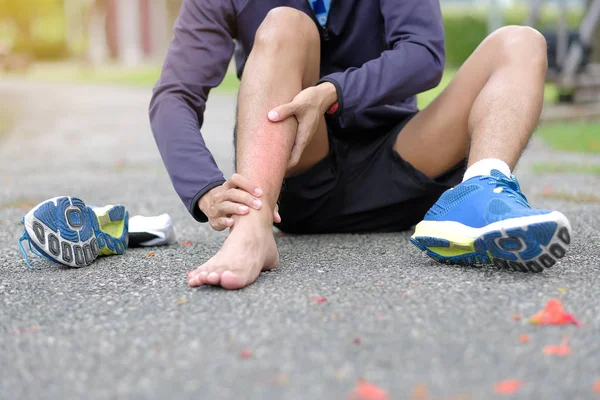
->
xmin=532 ymin=162 xmax=600 ymax=175
xmin=540 ymin=191 xmax=600 ymax=204
xmin=1 ymin=64 xmax=241 ymax=91
xmin=534 ymin=122 xmax=600 ymax=153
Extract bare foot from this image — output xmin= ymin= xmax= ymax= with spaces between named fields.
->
xmin=187 ymin=207 xmax=279 ymax=290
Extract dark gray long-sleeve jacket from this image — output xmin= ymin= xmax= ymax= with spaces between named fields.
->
xmin=149 ymin=0 xmax=445 ymax=222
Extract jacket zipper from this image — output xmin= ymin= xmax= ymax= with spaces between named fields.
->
xmin=304 ymin=0 xmax=332 ymax=41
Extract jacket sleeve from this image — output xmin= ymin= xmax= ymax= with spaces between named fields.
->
xmin=318 ymin=0 xmax=445 ymax=129
xmin=149 ymin=0 xmax=235 ymax=222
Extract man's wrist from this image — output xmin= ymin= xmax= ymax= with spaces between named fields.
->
xmin=198 ymin=188 xmax=215 ymax=214
xmin=316 ymin=82 xmax=338 ymax=114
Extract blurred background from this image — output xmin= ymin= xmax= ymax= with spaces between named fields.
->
xmin=0 ymin=0 xmax=599 ymax=177
xmin=0 ymin=1 xmax=594 ymax=88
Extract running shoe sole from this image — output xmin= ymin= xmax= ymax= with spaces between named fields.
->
xmin=410 ymin=211 xmax=572 ymax=272
xmin=22 ymin=196 xmax=128 ymax=267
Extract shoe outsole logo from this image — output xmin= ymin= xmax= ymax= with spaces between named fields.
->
xmin=411 ymin=219 xmax=571 ymax=273
xmin=66 ymin=209 xmax=83 ymax=228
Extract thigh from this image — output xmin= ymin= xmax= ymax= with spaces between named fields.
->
xmin=393 ymin=29 xmax=503 ymax=179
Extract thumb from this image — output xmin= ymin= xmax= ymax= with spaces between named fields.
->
xmin=268 ymin=102 xmax=296 ymax=122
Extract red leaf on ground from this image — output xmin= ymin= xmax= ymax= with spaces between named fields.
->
xmin=519 ymin=334 xmax=530 ymax=343
xmin=310 ymin=297 xmax=328 ymax=303
xmin=353 ymin=337 xmax=361 ymax=345
xmin=18 ymin=326 xmax=40 ymax=334
xmin=348 ymin=379 xmax=389 ymax=400
xmin=410 ymin=384 xmax=429 ymax=400
xmin=528 ymin=299 xmax=581 ymax=326
xmin=146 ymin=251 xmax=155 ymax=258
xmin=181 ymin=241 xmax=192 ymax=246
xmin=494 ymin=380 xmax=523 ymax=395
xmin=543 ymin=337 xmax=571 ymax=356
xmin=239 ymin=349 xmax=252 ymax=359
xmin=512 ymin=314 xmax=521 ymax=321
xmin=593 ymin=380 xmax=600 ymax=393
xmin=543 ymin=344 xmax=571 ymax=356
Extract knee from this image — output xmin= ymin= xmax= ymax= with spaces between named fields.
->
xmin=490 ymin=25 xmax=548 ymax=72
xmin=254 ymin=7 xmax=320 ymax=52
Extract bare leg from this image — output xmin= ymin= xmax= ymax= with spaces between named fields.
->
xmin=188 ymin=7 xmax=327 ymax=290
xmin=394 ymin=26 xmax=548 ymax=177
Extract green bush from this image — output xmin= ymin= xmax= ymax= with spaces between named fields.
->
xmin=12 ymin=38 xmax=68 ymax=60
xmin=0 ymin=0 xmax=67 ymax=60
xmin=443 ymin=7 xmax=584 ymax=68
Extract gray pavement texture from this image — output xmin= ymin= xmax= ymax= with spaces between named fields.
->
xmin=1 ymin=80 xmax=600 ymax=400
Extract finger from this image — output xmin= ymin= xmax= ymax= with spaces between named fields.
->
xmin=229 ymin=173 xmax=263 ymax=196
xmin=217 ymin=201 xmax=250 ymax=217
xmin=273 ymin=204 xmax=281 ymax=223
xmin=288 ymin=124 xmax=309 ymax=169
xmin=211 ymin=217 xmax=233 ymax=231
xmin=223 ymin=188 xmax=262 ymax=210
xmin=268 ymin=103 xmax=296 ymax=122
xmin=288 ymin=140 xmax=305 ymax=169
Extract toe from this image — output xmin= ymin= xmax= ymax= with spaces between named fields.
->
xmin=206 ymin=271 xmax=221 ymax=285
xmin=188 ymin=273 xmax=201 ymax=287
xmin=188 ymin=266 xmax=204 ymax=281
xmin=198 ymin=271 xmax=210 ymax=285
xmin=220 ymin=271 xmax=246 ymax=290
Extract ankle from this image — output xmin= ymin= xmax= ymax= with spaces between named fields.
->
xmin=232 ymin=204 xmax=273 ymax=227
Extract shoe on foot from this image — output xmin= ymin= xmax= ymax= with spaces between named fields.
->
xmin=19 ymin=196 xmax=129 ymax=268
xmin=128 ymin=214 xmax=176 ymax=247
xmin=410 ymin=169 xmax=572 ymax=272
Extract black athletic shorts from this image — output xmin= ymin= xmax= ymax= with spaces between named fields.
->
xmin=275 ymin=113 xmax=467 ymax=234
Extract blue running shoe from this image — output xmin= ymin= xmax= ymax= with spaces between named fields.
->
xmin=18 ymin=196 xmax=129 ymax=268
xmin=410 ymin=170 xmax=572 ymax=272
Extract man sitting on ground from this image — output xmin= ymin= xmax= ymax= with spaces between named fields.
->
xmin=149 ymin=0 xmax=572 ymax=290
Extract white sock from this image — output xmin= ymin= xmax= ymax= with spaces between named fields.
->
xmin=462 ymin=158 xmax=511 ymax=182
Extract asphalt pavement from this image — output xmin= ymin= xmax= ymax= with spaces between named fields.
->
xmin=0 ymin=81 xmax=599 ymax=400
